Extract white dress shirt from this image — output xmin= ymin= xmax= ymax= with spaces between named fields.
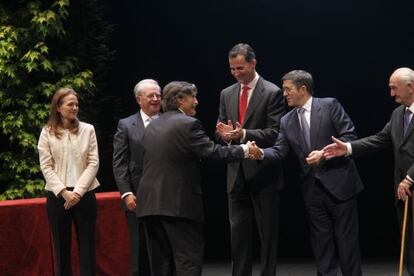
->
xmin=297 ymin=97 xmax=313 ymax=129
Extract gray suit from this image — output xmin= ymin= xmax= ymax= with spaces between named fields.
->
xmin=350 ymin=104 xmax=414 ymax=274
xmin=263 ymin=97 xmax=363 ymax=276
xmin=137 ymin=110 xmax=245 ymax=276
xmin=218 ymin=76 xmax=284 ymax=276
xmin=113 ymin=112 xmax=148 ymax=276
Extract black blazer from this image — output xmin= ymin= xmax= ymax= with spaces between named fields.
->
xmin=217 ymin=77 xmax=285 ymax=193
xmin=263 ymin=97 xmax=364 ymax=202
xmin=351 ymin=105 xmax=414 ymax=193
xmin=136 ymin=110 xmax=245 ymax=222
xmin=113 ymin=113 xmax=145 ymax=208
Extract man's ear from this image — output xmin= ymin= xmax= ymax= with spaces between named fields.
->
xmin=176 ymin=97 xmax=184 ymax=108
xmin=408 ymin=82 xmax=414 ymax=94
xmin=251 ymin=58 xmax=257 ymax=67
xmin=299 ymin=85 xmax=308 ymax=95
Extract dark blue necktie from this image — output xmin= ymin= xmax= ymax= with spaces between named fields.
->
xmin=404 ymin=108 xmax=412 ymax=135
xmin=298 ymin=107 xmax=310 ymax=150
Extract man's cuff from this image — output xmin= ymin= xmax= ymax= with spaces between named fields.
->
xmin=240 ymin=144 xmax=249 ymax=158
xmin=242 ymin=129 xmax=246 ymax=142
xmin=345 ymin=142 xmax=352 ymax=156
xmin=121 ymin=192 xmax=133 ymax=199
xmin=239 ymin=129 xmax=246 ymax=143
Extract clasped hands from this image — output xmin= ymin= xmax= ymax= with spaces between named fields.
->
xmin=60 ymin=189 xmax=81 ymax=210
xmin=216 ymin=121 xmax=325 ymax=163
xmin=216 ymin=120 xmax=244 ymax=142
xmin=216 ymin=120 xmax=262 ymax=159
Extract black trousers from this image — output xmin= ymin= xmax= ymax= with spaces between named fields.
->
xmin=305 ymin=180 xmax=362 ymax=276
xmin=228 ymin=170 xmax=280 ymax=276
xmin=46 ymin=191 xmax=97 ymax=276
xmin=141 ymin=215 xmax=204 ymax=276
xmin=125 ymin=210 xmax=149 ymax=276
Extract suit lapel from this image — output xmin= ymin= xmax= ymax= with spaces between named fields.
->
xmin=310 ymin=98 xmax=322 ymax=150
xmin=133 ymin=112 xmax=145 ymax=141
xmin=229 ymin=84 xmax=241 ymax=123
xmin=242 ymin=78 xmax=263 ymax=126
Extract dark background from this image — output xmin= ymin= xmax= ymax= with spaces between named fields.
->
xmin=94 ymin=0 xmax=414 ymax=261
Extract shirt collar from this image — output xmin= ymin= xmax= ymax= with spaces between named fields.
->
xmin=301 ymin=96 xmax=313 ymax=112
xmin=407 ymin=103 xmax=414 ymax=114
xmin=140 ymin=110 xmax=159 ymax=122
xmin=242 ymin=72 xmax=259 ymax=90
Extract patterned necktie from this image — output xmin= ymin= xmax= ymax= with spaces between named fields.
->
xmin=145 ymin=117 xmax=152 ymax=128
xmin=404 ymin=108 xmax=412 ymax=135
xmin=298 ymin=107 xmax=310 ymax=151
xmin=239 ymin=85 xmax=250 ymax=124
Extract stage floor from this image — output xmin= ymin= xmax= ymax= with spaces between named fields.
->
xmin=203 ymin=259 xmax=402 ymax=276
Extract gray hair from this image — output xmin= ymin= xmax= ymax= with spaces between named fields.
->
xmin=162 ymin=81 xmax=197 ymax=112
xmin=282 ymin=70 xmax=314 ymax=95
xmin=228 ymin=43 xmax=256 ymax=62
xmin=133 ymin=79 xmax=161 ymax=97
xmin=393 ymin=67 xmax=414 ymax=84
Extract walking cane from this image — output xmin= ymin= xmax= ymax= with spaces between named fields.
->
xmin=399 ymin=199 xmax=409 ymax=276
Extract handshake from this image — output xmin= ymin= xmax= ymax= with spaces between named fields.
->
xmin=216 ymin=121 xmax=345 ymax=164
xmin=216 ymin=120 xmax=262 ymax=160
xmin=245 ymin=141 xmax=263 ymax=160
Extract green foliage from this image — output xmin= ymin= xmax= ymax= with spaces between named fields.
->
xmin=0 ymin=0 xmax=111 ymax=200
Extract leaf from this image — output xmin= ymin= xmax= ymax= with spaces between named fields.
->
xmin=41 ymin=59 xmax=54 ymax=72
xmin=46 ymin=10 xmax=56 ymax=22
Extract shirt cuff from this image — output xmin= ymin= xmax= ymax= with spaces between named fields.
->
xmin=121 ymin=192 xmax=133 ymax=199
xmin=239 ymin=129 xmax=246 ymax=143
xmin=345 ymin=142 xmax=352 ymax=156
xmin=240 ymin=144 xmax=249 ymax=158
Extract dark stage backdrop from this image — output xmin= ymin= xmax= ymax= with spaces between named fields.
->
xmin=94 ymin=0 xmax=414 ymax=260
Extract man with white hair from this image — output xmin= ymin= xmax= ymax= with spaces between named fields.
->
xmin=323 ymin=67 xmax=414 ymax=274
xmin=113 ymin=79 xmax=162 ymax=276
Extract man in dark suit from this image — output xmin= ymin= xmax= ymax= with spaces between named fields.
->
xmin=216 ymin=43 xmax=285 ymax=276
xmin=323 ymin=67 xmax=414 ymax=275
xmin=137 ymin=81 xmax=257 ymax=276
xmin=252 ymin=70 xmax=363 ymax=276
xmin=113 ymin=79 xmax=161 ymax=276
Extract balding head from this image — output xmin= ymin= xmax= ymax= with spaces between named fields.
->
xmin=389 ymin=67 xmax=414 ymax=106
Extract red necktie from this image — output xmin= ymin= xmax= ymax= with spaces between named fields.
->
xmin=239 ymin=85 xmax=249 ymax=124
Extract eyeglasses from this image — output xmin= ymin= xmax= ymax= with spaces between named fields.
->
xmin=142 ymin=93 xmax=161 ymax=99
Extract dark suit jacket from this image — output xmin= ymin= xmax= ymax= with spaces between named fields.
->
xmin=351 ymin=105 xmax=414 ymax=192
xmin=218 ymin=77 xmax=285 ymax=193
xmin=113 ymin=112 xmax=145 ymax=209
xmin=136 ymin=110 xmax=245 ymax=223
xmin=263 ymin=97 xmax=364 ymax=201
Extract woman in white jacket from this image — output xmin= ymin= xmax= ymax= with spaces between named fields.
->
xmin=38 ymin=87 xmax=100 ymax=276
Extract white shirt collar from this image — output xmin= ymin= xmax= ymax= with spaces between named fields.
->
xmin=407 ymin=103 xmax=414 ymax=114
xmin=140 ymin=110 xmax=159 ymax=124
xmin=301 ymin=96 xmax=313 ymax=112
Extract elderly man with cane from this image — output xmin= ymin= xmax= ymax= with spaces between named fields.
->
xmin=323 ymin=67 xmax=414 ymax=276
